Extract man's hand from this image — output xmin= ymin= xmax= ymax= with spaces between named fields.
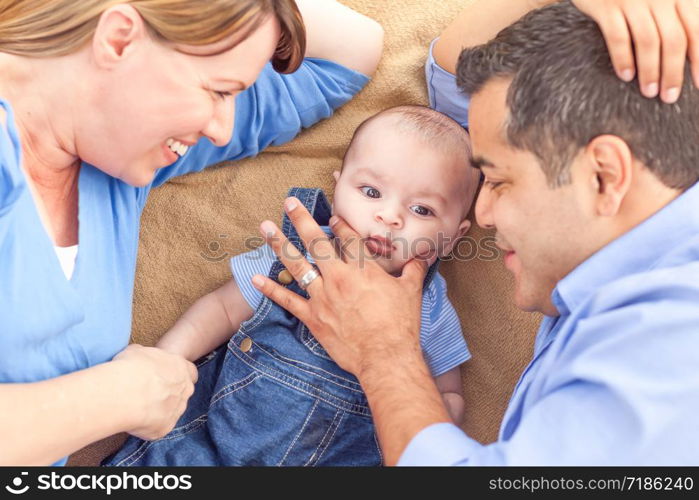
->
xmin=251 ymin=197 xmax=428 ymax=378
xmin=572 ymin=0 xmax=699 ymax=103
xmin=252 ymin=198 xmax=452 ymax=464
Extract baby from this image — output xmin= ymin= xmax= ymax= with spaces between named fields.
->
xmin=104 ymin=105 xmax=481 ymax=466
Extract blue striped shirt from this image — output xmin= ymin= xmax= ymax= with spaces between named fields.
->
xmin=230 ymin=227 xmax=471 ymax=377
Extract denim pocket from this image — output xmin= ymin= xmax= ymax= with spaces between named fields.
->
xmin=206 ymin=366 xmax=380 ymax=466
xmin=296 ymin=322 xmax=333 ymax=361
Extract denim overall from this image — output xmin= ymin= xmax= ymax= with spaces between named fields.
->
xmin=103 ymin=188 xmax=440 ymax=466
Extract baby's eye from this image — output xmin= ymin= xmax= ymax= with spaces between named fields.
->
xmin=410 ymin=205 xmax=433 ymax=217
xmin=360 ymin=186 xmax=381 ymax=199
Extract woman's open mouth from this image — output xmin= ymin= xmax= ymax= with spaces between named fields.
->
xmin=162 ymin=138 xmax=192 ymax=163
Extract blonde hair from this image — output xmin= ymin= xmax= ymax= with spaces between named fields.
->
xmin=0 ymin=0 xmax=305 ymax=73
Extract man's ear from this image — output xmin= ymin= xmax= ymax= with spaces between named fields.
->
xmin=92 ymin=5 xmax=148 ymax=68
xmin=585 ymin=135 xmax=633 ymax=217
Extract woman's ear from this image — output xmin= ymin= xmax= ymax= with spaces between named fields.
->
xmin=92 ymin=4 xmax=148 ymax=68
xmin=332 ymin=170 xmax=341 ymax=182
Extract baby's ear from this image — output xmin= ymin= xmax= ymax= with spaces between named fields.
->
xmin=441 ymin=218 xmax=472 ymax=256
xmin=457 ymin=218 xmax=471 ymax=238
xmin=332 ymin=170 xmax=341 ymax=182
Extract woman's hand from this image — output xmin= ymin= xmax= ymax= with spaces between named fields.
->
xmin=113 ymin=344 xmax=198 ymax=440
xmin=250 ymin=198 xmax=428 ymax=378
xmin=572 ymin=0 xmax=699 ymax=102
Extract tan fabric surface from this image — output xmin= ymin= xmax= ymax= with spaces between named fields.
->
xmin=68 ymin=0 xmax=539 ymax=466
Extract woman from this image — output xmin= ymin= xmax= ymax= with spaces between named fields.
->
xmin=0 ymin=0 xmax=382 ymax=465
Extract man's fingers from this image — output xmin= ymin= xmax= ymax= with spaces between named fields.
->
xmin=624 ymin=4 xmax=661 ymax=98
xmin=678 ymin=0 xmax=699 ymax=88
xmin=399 ymin=258 xmax=429 ymax=288
xmin=187 ymin=361 xmax=198 ymax=384
xmin=597 ymin=8 xmax=636 ymax=82
xmin=252 ymin=274 xmax=312 ymax=321
xmin=329 ymin=215 xmax=369 ymax=267
xmin=652 ymin=1 xmax=688 ymax=103
xmin=259 ymin=220 xmax=323 ymax=295
xmin=284 ymin=198 xmax=338 ymax=272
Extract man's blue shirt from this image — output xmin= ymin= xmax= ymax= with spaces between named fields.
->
xmin=400 ymin=180 xmax=699 ymax=465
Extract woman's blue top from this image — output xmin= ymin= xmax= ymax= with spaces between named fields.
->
xmin=0 ymin=59 xmax=368 ymax=464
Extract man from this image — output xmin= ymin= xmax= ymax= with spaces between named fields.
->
xmin=251 ymin=1 xmax=699 ymax=465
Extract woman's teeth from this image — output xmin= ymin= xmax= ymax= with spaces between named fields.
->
xmin=166 ymin=138 xmax=189 ymax=157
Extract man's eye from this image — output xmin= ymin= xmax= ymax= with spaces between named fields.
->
xmin=360 ymin=186 xmax=381 ymax=198
xmin=410 ymin=205 xmax=433 ymax=217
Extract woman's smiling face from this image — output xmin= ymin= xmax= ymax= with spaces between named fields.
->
xmin=79 ymin=6 xmax=281 ymax=186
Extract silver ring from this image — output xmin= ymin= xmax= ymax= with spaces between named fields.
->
xmin=298 ymin=265 xmax=321 ymax=290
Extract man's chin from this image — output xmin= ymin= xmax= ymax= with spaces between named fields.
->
xmin=513 ymin=282 xmax=559 ymax=316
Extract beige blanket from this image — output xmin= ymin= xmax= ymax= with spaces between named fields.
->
xmin=68 ymin=0 xmax=539 ymax=465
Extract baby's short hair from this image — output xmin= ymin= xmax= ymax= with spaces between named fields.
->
xmin=346 ymin=104 xmax=471 ymax=160
xmin=344 ymin=105 xmax=479 ymax=217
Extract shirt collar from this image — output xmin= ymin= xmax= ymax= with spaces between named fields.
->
xmin=554 ymin=180 xmax=699 ymax=315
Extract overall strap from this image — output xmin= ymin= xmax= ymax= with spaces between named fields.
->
xmin=278 ymin=186 xmax=440 ymax=290
xmin=280 ymin=187 xmax=333 ymax=254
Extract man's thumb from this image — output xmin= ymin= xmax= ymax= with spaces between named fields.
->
xmin=400 ymin=258 xmax=429 ymax=284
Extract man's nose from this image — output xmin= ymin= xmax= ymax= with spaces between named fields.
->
xmin=475 ymin=187 xmax=495 ymax=229
xmin=203 ymin=99 xmax=235 ymax=147
xmin=375 ymin=206 xmax=403 ymax=229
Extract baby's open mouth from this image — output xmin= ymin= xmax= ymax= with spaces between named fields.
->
xmin=365 ymin=236 xmax=393 ymax=257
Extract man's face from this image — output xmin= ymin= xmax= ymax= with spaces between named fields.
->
xmin=469 ymin=79 xmax=596 ymax=316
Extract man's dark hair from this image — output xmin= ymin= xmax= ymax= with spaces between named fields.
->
xmin=457 ymin=0 xmax=699 ymax=190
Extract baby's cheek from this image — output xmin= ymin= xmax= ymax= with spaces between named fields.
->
xmin=413 ymin=238 xmax=439 ymax=261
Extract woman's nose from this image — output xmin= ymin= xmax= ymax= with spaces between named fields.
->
xmin=203 ymin=99 xmax=235 ymax=147
xmin=475 ymin=187 xmax=495 ymax=229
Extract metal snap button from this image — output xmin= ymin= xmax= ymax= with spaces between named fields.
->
xmin=240 ymin=337 xmax=253 ymax=352
xmin=278 ymin=269 xmax=294 ymax=285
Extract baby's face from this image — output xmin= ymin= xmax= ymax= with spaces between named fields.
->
xmin=332 ymin=125 xmax=472 ymax=275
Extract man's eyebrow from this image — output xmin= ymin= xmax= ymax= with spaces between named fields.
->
xmin=470 ymin=155 xmax=495 ymax=170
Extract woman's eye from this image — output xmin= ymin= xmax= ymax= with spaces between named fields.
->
xmin=410 ymin=205 xmax=433 ymax=217
xmin=214 ymin=91 xmax=233 ymax=100
xmin=485 ymin=179 xmax=504 ymax=190
xmin=360 ymin=186 xmax=381 ymax=198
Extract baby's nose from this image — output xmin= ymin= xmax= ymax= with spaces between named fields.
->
xmin=375 ymin=209 xmax=403 ymax=228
